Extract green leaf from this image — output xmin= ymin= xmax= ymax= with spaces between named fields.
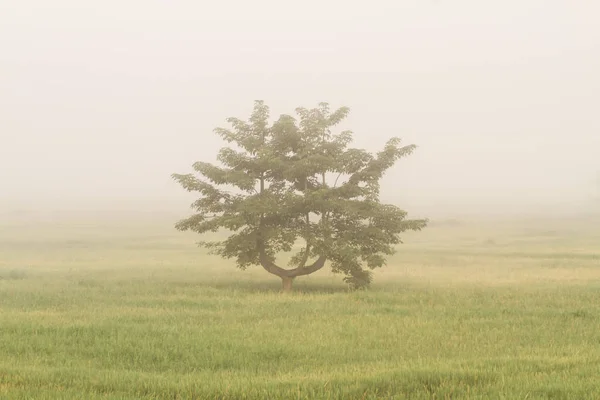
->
xmin=172 ymin=101 xmax=427 ymax=289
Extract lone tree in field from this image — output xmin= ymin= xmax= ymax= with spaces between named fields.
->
xmin=172 ymin=101 xmax=427 ymax=291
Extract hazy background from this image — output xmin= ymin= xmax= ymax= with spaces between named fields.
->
xmin=2 ymin=0 xmax=599 ymax=221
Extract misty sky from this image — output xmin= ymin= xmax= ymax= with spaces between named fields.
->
xmin=1 ymin=1 xmax=599 ymax=217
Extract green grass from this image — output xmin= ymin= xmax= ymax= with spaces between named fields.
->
xmin=1 ymin=215 xmax=600 ymax=399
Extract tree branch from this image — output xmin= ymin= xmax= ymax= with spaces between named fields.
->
xmin=257 ymin=239 xmax=326 ymax=278
xmin=333 ymin=172 xmax=343 ymax=188
xmin=298 ymin=243 xmax=311 ymax=269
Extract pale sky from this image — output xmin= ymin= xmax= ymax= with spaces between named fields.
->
xmin=1 ymin=0 xmax=599 ymax=217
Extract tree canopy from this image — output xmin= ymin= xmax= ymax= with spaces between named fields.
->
xmin=172 ymin=101 xmax=427 ymax=291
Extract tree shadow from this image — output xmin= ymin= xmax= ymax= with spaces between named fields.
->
xmin=206 ymin=279 xmax=351 ymax=295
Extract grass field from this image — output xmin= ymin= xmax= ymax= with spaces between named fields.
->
xmin=1 ymin=214 xmax=600 ymax=399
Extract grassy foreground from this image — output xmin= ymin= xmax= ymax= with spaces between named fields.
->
xmin=1 ymin=215 xmax=600 ymax=399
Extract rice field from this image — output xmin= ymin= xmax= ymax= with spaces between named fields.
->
xmin=1 ymin=214 xmax=599 ymax=399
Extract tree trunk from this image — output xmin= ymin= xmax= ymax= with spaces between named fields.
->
xmin=281 ymin=276 xmax=294 ymax=292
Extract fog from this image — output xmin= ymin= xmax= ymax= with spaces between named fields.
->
xmin=2 ymin=0 xmax=599 ymax=220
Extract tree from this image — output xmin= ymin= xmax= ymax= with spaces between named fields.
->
xmin=172 ymin=101 xmax=427 ymax=291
